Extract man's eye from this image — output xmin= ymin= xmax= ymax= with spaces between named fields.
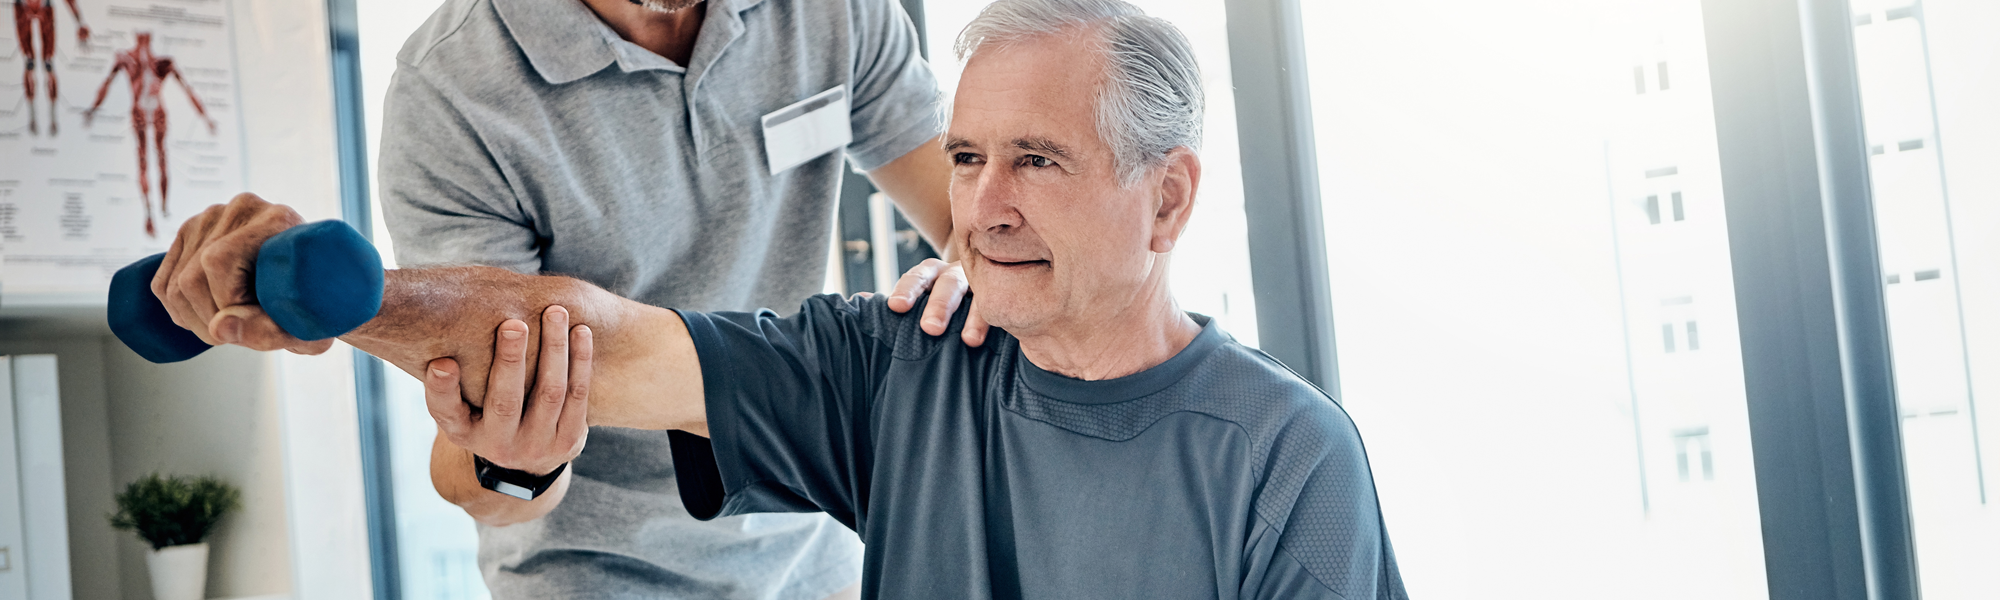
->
xmin=1023 ymin=155 xmax=1055 ymax=168
xmin=952 ymin=152 xmax=984 ymax=165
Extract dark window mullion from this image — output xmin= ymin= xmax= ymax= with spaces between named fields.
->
xmin=1701 ymin=0 xmax=1918 ymax=598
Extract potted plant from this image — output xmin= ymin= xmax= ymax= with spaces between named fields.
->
xmin=109 ymin=473 xmax=241 ymax=600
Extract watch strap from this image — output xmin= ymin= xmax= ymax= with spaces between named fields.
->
xmin=473 ymin=455 xmax=568 ymax=501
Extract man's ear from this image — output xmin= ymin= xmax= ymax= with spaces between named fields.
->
xmin=1150 ymin=147 xmax=1201 ymax=254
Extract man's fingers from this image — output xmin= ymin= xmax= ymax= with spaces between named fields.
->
xmin=152 ymin=196 xmax=290 ymax=347
xmin=522 ymin=306 xmax=571 ymax=440
xmin=921 ymin=264 xmax=970 ymax=336
xmin=174 ymin=263 xmax=222 ymax=337
xmin=962 ymin=298 xmax=990 ymax=348
xmin=198 ymin=230 xmax=264 ymax=313
xmin=483 ymin=319 xmax=531 ymax=429
xmin=885 ymin=258 xmax=947 ymax=313
xmin=210 ymin=305 xmax=310 ymax=352
xmin=555 ymin=325 xmax=593 ymax=458
xmin=423 ymin=358 xmax=474 ymax=444
xmin=197 ymin=201 xmax=301 ymax=328
xmin=153 ymin=207 xmax=208 ymax=302
xmin=284 ymin=339 xmax=337 ymax=356
xmin=159 ymin=289 xmax=220 ymax=345
xmin=155 ymin=209 xmax=219 ymax=344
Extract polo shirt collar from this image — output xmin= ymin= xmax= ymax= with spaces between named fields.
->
xmin=493 ymin=0 xmax=768 ymax=85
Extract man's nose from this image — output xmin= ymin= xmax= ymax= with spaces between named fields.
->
xmin=965 ymin=166 xmax=1025 ymax=233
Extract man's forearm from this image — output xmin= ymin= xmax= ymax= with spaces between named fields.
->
xmin=337 ymin=266 xmax=706 ymax=432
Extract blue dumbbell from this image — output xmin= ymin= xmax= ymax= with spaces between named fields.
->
xmin=107 ymin=220 xmax=385 ymax=364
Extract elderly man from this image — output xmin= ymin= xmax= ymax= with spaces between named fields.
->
xmin=153 ymin=0 xmax=1403 ymax=597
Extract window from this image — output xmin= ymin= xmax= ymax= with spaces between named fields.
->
xmin=1660 ymin=297 xmax=1699 ymax=353
xmin=1302 ymin=0 xmax=1768 ymax=596
xmin=1848 ymin=0 xmax=2000 ymax=595
xmin=1674 ymin=427 xmax=1714 ymax=482
xmin=1642 ymin=192 xmax=1687 ymax=225
xmin=355 ymin=1 xmax=489 ymax=599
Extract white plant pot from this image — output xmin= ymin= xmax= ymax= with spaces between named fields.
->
xmin=145 ymin=542 xmax=209 ymax=600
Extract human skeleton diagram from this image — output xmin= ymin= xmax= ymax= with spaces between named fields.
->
xmin=84 ymin=31 xmax=214 ymax=236
xmin=12 ymin=0 xmax=89 ymax=135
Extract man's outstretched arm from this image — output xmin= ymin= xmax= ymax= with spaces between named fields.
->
xmin=151 ymin=193 xmax=708 ymax=434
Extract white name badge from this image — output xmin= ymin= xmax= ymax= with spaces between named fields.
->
xmin=762 ymin=86 xmax=853 ymax=175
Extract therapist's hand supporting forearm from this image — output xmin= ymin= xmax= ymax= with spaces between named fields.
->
xmin=429 ymin=306 xmax=592 ymax=477
xmin=423 ymin=306 xmax=586 ymax=525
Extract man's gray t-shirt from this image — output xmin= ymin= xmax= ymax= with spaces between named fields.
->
xmin=375 ymin=0 xmax=941 ymax=597
xmin=670 ymin=295 xmax=1409 ymax=599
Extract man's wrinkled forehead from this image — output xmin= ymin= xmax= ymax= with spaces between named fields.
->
xmin=947 ymin=33 xmax=1108 ymax=144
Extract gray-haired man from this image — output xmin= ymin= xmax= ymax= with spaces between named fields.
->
xmin=156 ymin=0 xmax=1405 ymax=597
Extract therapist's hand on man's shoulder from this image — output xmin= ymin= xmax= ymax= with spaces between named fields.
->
xmin=152 ymin=192 xmax=333 ymax=355
xmin=885 ymin=257 xmax=991 ymax=347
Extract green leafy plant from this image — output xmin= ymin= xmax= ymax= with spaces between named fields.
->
xmin=108 ymin=473 xmax=240 ymax=550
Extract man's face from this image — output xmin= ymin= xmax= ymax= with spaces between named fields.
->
xmin=946 ymin=32 xmax=1172 ymax=336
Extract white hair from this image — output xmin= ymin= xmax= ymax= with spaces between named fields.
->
xmin=954 ymin=0 xmax=1204 ymax=187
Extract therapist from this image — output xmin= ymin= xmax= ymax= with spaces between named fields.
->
xmin=371 ymin=0 xmax=973 ymax=597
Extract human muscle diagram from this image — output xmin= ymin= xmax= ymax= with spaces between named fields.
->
xmin=13 ymin=0 xmax=89 ymax=135
xmin=0 ymin=0 xmax=242 ymax=302
xmin=84 ymin=31 xmax=215 ymax=236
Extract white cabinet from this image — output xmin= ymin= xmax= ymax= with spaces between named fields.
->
xmin=0 ymin=355 xmax=71 ymax=600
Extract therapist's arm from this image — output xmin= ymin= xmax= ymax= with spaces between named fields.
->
xmin=866 ymin=135 xmax=954 ymax=257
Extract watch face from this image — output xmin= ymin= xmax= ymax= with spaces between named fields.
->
xmin=489 ymin=480 xmax=536 ymax=501
xmin=476 ymin=455 xmax=566 ymax=501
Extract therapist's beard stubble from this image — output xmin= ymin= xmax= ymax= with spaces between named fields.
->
xmin=628 ymin=0 xmax=701 ymax=12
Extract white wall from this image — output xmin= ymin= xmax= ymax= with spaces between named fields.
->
xmin=103 ymin=344 xmax=295 ymax=599
xmin=1 ymin=0 xmax=373 ymax=598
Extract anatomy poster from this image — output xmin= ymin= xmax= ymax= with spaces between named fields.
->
xmin=0 ymin=0 xmax=243 ymax=302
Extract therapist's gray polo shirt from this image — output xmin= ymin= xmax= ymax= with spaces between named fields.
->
xmin=376 ymin=0 xmax=941 ymax=597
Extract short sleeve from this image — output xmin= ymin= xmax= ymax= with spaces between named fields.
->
xmin=377 ymin=64 xmax=543 ymax=272
xmin=670 ymin=294 xmax=901 ymax=530
xmin=842 ymin=0 xmax=943 ymax=171
xmin=1245 ymin=404 xmax=1408 ymax=599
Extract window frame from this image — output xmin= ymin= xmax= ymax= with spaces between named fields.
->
xmin=326 ymin=0 xmax=401 ymax=598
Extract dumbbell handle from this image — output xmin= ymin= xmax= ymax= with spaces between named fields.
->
xmin=107 ymin=220 xmax=385 ymax=364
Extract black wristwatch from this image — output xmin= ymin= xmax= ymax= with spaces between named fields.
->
xmin=474 ymin=455 xmax=568 ymax=501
